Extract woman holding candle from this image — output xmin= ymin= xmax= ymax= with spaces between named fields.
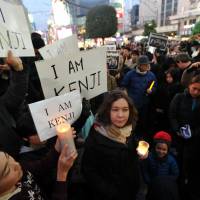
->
xmin=0 ymin=136 xmax=77 ymax=200
xmin=82 ymin=89 xmax=146 ymax=200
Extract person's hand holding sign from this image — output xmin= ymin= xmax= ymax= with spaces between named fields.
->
xmin=6 ymin=50 xmax=23 ymax=71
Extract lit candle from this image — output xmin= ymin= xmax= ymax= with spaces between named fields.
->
xmin=56 ymin=123 xmax=76 ymax=156
xmin=136 ymin=140 xmax=149 ymax=156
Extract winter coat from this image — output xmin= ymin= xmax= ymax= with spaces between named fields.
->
xmin=0 ymin=69 xmax=28 ymax=158
xmin=121 ymin=68 xmax=157 ymax=109
xmin=169 ymin=90 xmax=200 ymax=187
xmin=169 ymin=89 xmax=200 ymax=137
xmin=141 ymin=152 xmax=179 ymax=184
xmin=82 ymin=126 xmax=141 ymax=200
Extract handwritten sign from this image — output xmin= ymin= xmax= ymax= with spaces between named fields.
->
xmin=39 ymin=35 xmax=79 ymax=59
xmin=35 ymin=47 xmax=107 ymax=100
xmin=0 ymin=0 xmax=34 ymax=57
xmin=29 ymin=90 xmax=82 ymax=141
xmin=148 ymin=33 xmax=168 ymax=51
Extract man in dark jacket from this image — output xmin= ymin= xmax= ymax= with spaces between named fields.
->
xmin=121 ymin=55 xmax=157 ymax=139
xmin=0 ymin=51 xmax=28 ymax=158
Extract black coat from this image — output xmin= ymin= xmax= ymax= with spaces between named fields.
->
xmin=169 ymin=90 xmax=200 ymax=138
xmin=169 ymin=90 xmax=200 ymax=193
xmin=0 ymin=69 xmax=28 ymax=158
xmin=82 ymin=126 xmax=141 ymax=200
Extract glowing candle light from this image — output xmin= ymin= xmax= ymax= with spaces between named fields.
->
xmin=56 ymin=123 xmax=76 ymax=155
xmin=137 ymin=141 xmax=149 ymax=156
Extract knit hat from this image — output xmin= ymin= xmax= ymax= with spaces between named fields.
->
xmin=153 ymin=131 xmax=172 ymax=147
xmin=138 ymin=55 xmax=151 ymax=65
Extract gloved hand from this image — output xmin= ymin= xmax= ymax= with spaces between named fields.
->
xmin=179 ymin=124 xmax=192 ymax=139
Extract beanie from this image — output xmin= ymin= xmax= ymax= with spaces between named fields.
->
xmin=153 ymin=131 xmax=172 ymax=147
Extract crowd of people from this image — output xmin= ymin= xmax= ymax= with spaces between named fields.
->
xmin=0 ymin=31 xmax=200 ymax=200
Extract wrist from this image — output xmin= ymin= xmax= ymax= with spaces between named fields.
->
xmin=57 ymin=172 xmax=68 ymax=182
xmin=12 ymin=64 xmax=23 ymax=71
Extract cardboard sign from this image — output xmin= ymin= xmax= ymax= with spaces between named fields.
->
xmin=29 ymin=90 xmax=82 ymax=141
xmin=35 ymin=47 xmax=107 ymax=100
xmin=39 ymin=35 xmax=79 ymax=59
xmin=0 ymin=0 xmax=34 ymax=57
xmin=148 ymin=33 xmax=168 ymax=51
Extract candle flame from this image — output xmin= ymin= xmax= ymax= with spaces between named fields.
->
xmin=56 ymin=123 xmax=71 ymax=133
xmin=137 ymin=141 xmax=149 ymax=156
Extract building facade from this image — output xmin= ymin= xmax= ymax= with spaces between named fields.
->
xmin=138 ymin=0 xmax=158 ymax=26
xmin=170 ymin=0 xmax=200 ymax=35
xmin=130 ymin=4 xmax=139 ymax=27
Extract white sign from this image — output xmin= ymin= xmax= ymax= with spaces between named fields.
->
xmin=35 ymin=47 xmax=107 ymax=100
xmin=29 ymin=90 xmax=82 ymax=141
xmin=106 ymin=44 xmax=116 ymax=51
xmin=39 ymin=35 xmax=79 ymax=59
xmin=0 ymin=0 xmax=34 ymax=57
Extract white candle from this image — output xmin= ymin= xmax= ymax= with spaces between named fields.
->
xmin=137 ymin=141 xmax=149 ymax=156
xmin=56 ymin=123 xmax=76 ymax=156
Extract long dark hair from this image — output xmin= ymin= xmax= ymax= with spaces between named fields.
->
xmin=96 ymin=89 xmax=138 ymax=128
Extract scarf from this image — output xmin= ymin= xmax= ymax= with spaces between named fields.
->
xmin=136 ymin=66 xmax=148 ymax=75
xmin=95 ymin=122 xmax=132 ymax=144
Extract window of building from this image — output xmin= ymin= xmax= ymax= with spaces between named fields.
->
xmin=173 ymin=0 xmax=178 ymax=14
xmin=167 ymin=0 xmax=172 ymax=3
xmin=166 ymin=19 xmax=170 ymax=25
xmin=189 ymin=19 xmax=196 ymax=24
xmin=161 ymin=19 xmax=164 ymax=26
xmin=161 ymin=0 xmax=165 ymax=11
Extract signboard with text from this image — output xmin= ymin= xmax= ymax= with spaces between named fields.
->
xmin=35 ymin=47 xmax=107 ymax=100
xmin=29 ymin=91 xmax=82 ymax=141
xmin=39 ymin=35 xmax=79 ymax=59
xmin=148 ymin=33 xmax=168 ymax=51
xmin=107 ymin=50 xmax=119 ymax=70
xmin=0 ymin=0 xmax=34 ymax=57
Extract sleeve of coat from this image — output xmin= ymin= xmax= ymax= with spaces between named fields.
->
xmin=169 ymin=155 xmax=179 ymax=179
xmin=51 ymin=181 xmax=68 ymax=200
xmin=0 ymin=67 xmax=28 ymax=113
xmin=140 ymin=157 xmax=151 ymax=184
xmin=169 ymin=94 xmax=181 ymax=133
xmin=120 ymin=71 xmax=131 ymax=88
